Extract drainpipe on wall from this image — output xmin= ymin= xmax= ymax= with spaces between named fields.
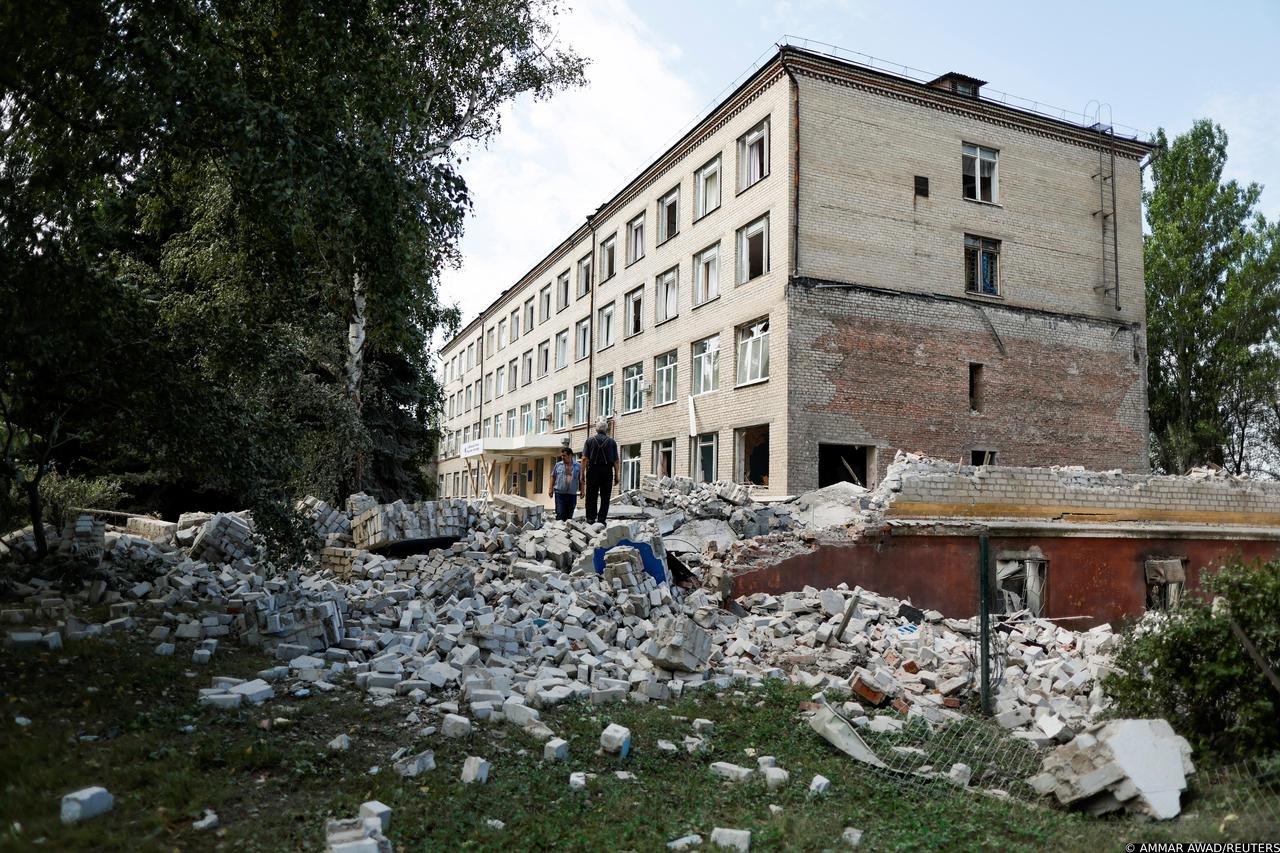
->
xmin=783 ymin=59 xmax=801 ymax=278
xmin=585 ymin=213 xmax=599 ymax=438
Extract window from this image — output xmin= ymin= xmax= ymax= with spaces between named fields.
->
xmin=969 ymin=363 xmax=984 ymax=413
xmin=655 ymin=267 xmax=678 ymax=323
xmin=556 ymin=271 xmax=570 ymax=311
xmin=539 ymin=285 xmax=551 ymax=322
xmin=971 ymin=449 xmax=998 ymax=466
xmin=520 ymin=403 xmax=532 ymax=435
xmin=1144 ymin=559 xmax=1187 ymax=611
xmin=737 ymin=214 xmax=769 ymax=283
xmin=497 ymin=318 xmax=507 ymax=350
xmin=575 ymin=317 xmax=591 ymax=361
xmin=524 ymin=297 xmax=535 ymax=332
xmin=692 ymin=432 xmax=718 ymax=483
xmin=658 ymin=186 xmax=679 ymax=243
xmin=554 ymin=329 xmax=569 ymax=370
xmin=494 ymin=366 xmax=505 ymax=398
xmin=627 ymin=214 xmax=645 ymax=264
xmin=521 ymin=350 xmax=533 ymax=386
xmin=965 ymin=235 xmax=1001 ymax=296
xmin=597 ymin=302 xmax=615 ymax=350
xmin=692 ymin=335 xmax=719 ymax=395
xmin=573 ymin=383 xmax=589 ymax=426
xmin=694 ymin=244 xmax=719 ymax=306
xmin=735 ymin=424 xmax=769 ymax=487
xmin=995 ymin=557 xmax=1046 ymax=616
xmin=506 ymin=408 xmax=516 ymax=437
xmin=736 ymin=318 xmax=770 ymax=385
xmin=654 ymin=350 xmax=677 ymax=406
xmin=695 ymin=156 xmax=721 ymax=218
xmin=466 ymin=342 xmax=474 ymax=370
xmin=553 ymin=390 xmax=568 ymax=430
xmin=482 ymin=417 xmax=492 ymax=438
xmin=962 ymin=143 xmax=998 ymax=203
xmin=537 ymin=340 xmax=550 ymax=377
xmin=600 ymin=234 xmax=617 ymax=282
xmin=624 ymin=287 xmax=644 ymax=337
xmin=485 ymin=327 xmax=495 ymax=355
xmin=535 ymin=397 xmax=549 ymax=434
xmin=577 ymin=254 xmax=592 ymax=298
xmin=483 ymin=373 xmax=494 ymax=402
xmin=738 ymin=118 xmax=769 ymax=191
xmin=463 ymin=425 xmax=470 ymax=444
xmin=622 ymin=362 xmax=644 ymax=413
xmin=508 ymin=358 xmax=518 ymax=393
xmin=596 ymin=374 xmax=615 ymax=418
xmin=465 ymin=384 xmax=473 ymax=412
xmin=510 ymin=309 xmax=520 ymax=342
xmin=493 ymin=413 xmax=503 ymax=437
xmin=621 ymin=444 xmax=641 ymax=491
xmin=652 ymin=438 xmax=675 ymax=477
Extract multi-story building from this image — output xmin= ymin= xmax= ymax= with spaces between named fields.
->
xmin=436 ymin=43 xmax=1153 ymax=504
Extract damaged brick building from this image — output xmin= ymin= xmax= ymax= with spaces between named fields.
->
xmin=437 ymin=42 xmax=1154 ymax=505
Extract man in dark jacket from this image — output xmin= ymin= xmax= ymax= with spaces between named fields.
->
xmin=582 ymin=417 xmax=619 ymax=525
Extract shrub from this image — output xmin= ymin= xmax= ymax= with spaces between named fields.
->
xmin=1102 ymin=557 xmax=1280 ymax=761
xmin=37 ymin=472 xmax=126 ymax=529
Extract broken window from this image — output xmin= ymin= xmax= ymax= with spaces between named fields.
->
xmin=736 ymin=318 xmax=770 ymax=385
xmin=692 ymin=335 xmax=719 ymax=395
xmin=971 ymin=449 xmax=997 ymax=466
xmin=965 ymin=235 xmax=1000 ymax=295
xmin=969 ymin=362 xmax=984 ymax=413
xmin=995 ymin=558 xmax=1047 ymax=616
xmin=652 ymin=438 xmax=675 ymax=476
xmin=962 ymin=143 xmax=998 ymax=203
xmin=692 ymin=432 xmax=718 ymax=483
xmin=658 ymin=186 xmax=679 ymax=243
xmin=736 ymin=424 xmax=769 ymax=486
xmin=818 ymin=444 xmax=871 ymax=487
xmin=624 ymin=286 xmax=644 ymax=337
xmin=1144 ymin=558 xmax=1187 ymax=610
xmin=737 ymin=215 xmax=769 ymax=284
xmin=738 ymin=118 xmax=769 ymax=191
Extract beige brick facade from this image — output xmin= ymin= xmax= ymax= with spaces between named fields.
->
xmin=436 ymin=46 xmax=1153 ymax=505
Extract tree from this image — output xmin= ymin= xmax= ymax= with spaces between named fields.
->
xmin=1 ymin=0 xmax=586 ymax=555
xmin=1145 ymin=120 xmax=1280 ymax=475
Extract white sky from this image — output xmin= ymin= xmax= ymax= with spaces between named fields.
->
xmin=439 ymin=0 xmax=1280 ymax=335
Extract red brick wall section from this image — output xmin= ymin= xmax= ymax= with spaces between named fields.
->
xmin=785 ymin=282 xmax=1149 ymax=492
xmin=730 ymin=532 xmax=1280 ymax=628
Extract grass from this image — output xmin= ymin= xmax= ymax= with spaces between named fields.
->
xmin=1 ymin=634 xmax=1276 ymax=851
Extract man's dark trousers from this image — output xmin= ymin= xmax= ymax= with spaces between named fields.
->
xmin=585 ymin=472 xmax=613 ymax=525
xmin=553 ymin=491 xmax=577 ymax=521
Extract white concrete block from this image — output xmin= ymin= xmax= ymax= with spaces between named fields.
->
xmin=60 ymin=786 xmax=113 ymax=824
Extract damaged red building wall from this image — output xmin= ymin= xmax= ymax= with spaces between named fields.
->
xmin=729 ymin=532 xmax=1280 ymax=627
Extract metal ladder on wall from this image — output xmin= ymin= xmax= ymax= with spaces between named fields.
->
xmin=1089 ymin=106 xmax=1121 ymax=311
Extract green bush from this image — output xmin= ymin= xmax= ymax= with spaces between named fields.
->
xmin=1103 ymin=557 xmax=1280 ymax=761
xmin=37 ymin=471 xmax=127 ymax=529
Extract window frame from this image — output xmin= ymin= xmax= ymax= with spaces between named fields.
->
xmin=596 ymin=373 xmax=615 ymax=419
xmin=573 ymin=382 xmax=589 ymax=426
xmin=655 ymin=266 xmax=679 ymax=324
xmin=624 ymin=286 xmax=644 ymax=338
xmin=537 ymin=339 xmax=550 ymax=377
xmin=510 ymin=308 xmax=520 ymax=343
xmin=576 ymin=253 xmax=593 ymax=298
xmin=554 ymin=329 xmax=569 ymax=371
xmin=626 ymin=213 xmax=645 ymax=266
xmin=599 ymin=233 xmax=617 ymax=283
xmin=737 ymin=117 xmax=770 ymax=193
xmin=620 ymin=443 xmax=642 ymax=491
xmin=539 ymin=285 xmax=551 ymax=322
xmin=691 ymin=334 xmax=720 ymax=396
xmin=962 ymin=143 xmax=1000 ymax=204
xmin=695 ymin=155 xmax=722 ymax=220
xmin=508 ymin=358 xmax=518 ymax=394
xmin=693 ymin=242 xmax=720 ymax=307
xmin=597 ymin=302 xmax=616 ymax=351
xmin=964 ymin=234 xmax=1002 ymax=296
xmin=556 ymin=270 xmax=571 ymax=312
xmin=652 ymin=438 xmax=675 ymax=477
xmin=574 ymin=316 xmax=591 ymax=362
xmin=553 ymin=390 xmax=568 ymax=431
xmin=657 ymin=185 xmax=680 ymax=245
xmin=621 ymin=362 xmax=645 ymax=414
xmin=535 ymin=397 xmax=549 ymax=434
xmin=520 ymin=403 xmax=533 ymax=435
xmin=521 ymin=350 xmax=533 ymax=387
xmin=735 ymin=317 xmax=770 ymax=387
xmin=736 ymin=214 xmax=770 ymax=284
xmin=524 ymin=297 xmax=535 ymax=332
xmin=691 ymin=432 xmax=718 ymax=483
xmin=654 ymin=350 xmax=677 ymax=407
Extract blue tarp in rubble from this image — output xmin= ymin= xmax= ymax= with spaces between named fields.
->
xmin=592 ymin=539 xmax=668 ymax=586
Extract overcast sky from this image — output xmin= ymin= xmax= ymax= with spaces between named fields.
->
xmin=439 ymin=0 xmax=1280 ymax=331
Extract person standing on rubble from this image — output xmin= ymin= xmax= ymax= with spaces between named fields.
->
xmin=548 ymin=446 xmax=583 ymax=521
xmin=582 ymin=417 xmax=619 ymax=525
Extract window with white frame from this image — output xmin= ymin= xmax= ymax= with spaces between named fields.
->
xmin=692 ymin=334 xmax=719 ymax=395
xmin=621 ymin=443 xmax=641 ymax=491
xmin=510 ymin=308 xmax=520 ymax=342
xmin=692 ymin=432 xmax=717 ymax=483
xmin=657 ymin=186 xmax=679 ymax=243
xmin=573 ymin=382 xmax=589 ymax=426
xmin=497 ymin=318 xmax=507 ymax=350
xmin=483 ymin=372 xmax=493 ymax=402
xmin=482 ymin=417 xmax=492 ymax=438
xmin=654 ymin=350 xmax=677 ymax=406
xmin=624 ymin=286 xmax=644 ymax=337
xmin=466 ymin=342 xmax=474 ymax=370
xmin=520 ymin=403 xmax=532 ymax=435
xmin=521 ymin=350 xmax=533 ymax=386
xmin=738 ymin=117 xmax=769 ymax=191
xmin=462 ymin=424 xmax=470 ymax=444
xmin=694 ymin=243 xmax=719 ymax=306
xmin=737 ymin=214 xmax=769 ymax=283
xmin=736 ymin=318 xmax=770 ymax=385
xmin=554 ymin=329 xmax=568 ymax=370
xmin=485 ymin=327 xmax=495 ymax=355
xmin=656 ymin=267 xmax=678 ymax=323
xmin=539 ymin=285 xmax=551 ymax=322
xmin=577 ymin=254 xmax=592 ymax=298
xmin=535 ymin=397 xmax=549 ymax=433
xmin=622 ymin=362 xmax=644 ymax=413
xmin=508 ymin=358 xmax=518 ymax=393
xmin=962 ymin=143 xmax=999 ymax=203
xmin=493 ymin=414 xmax=503 ymax=437
xmin=556 ymin=271 xmax=570 ymax=311
xmin=506 ymin=408 xmax=516 ymax=437
xmin=600 ymin=234 xmax=617 ymax=282
xmin=537 ymin=340 xmax=550 ymax=377
xmin=597 ymin=302 xmax=615 ymax=350
xmin=695 ymin=156 xmax=721 ymax=218
xmin=553 ymin=390 xmax=568 ymax=430
xmin=524 ymin=297 xmax=535 ymax=331
xmin=465 ymin=384 xmax=473 ymax=411
xmin=627 ymin=213 xmax=645 ymax=264
xmin=575 ymin=317 xmax=591 ymax=361
xmin=652 ymin=438 xmax=675 ymax=477
xmin=596 ymin=374 xmax=615 ymax=418
xmin=494 ymin=366 xmax=505 ymax=397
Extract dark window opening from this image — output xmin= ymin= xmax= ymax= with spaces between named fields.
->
xmin=736 ymin=425 xmax=770 ymax=487
xmin=1144 ymin=558 xmax=1187 ymax=610
xmin=969 ymin=363 xmax=984 ymax=412
xmin=914 ymin=175 xmax=929 ymax=197
xmin=818 ymin=444 xmax=871 ymax=488
xmin=996 ymin=558 xmax=1046 ymax=615
xmin=971 ymin=449 xmax=997 ymax=466
xmin=747 ymin=230 xmax=765 ymax=279
xmin=965 ymin=235 xmax=1000 ymax=295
